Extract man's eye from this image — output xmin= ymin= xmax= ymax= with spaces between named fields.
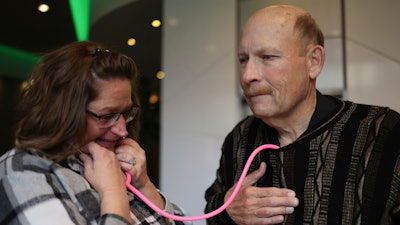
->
xmin=238 ymin=57 xmax=248 ymax=64
xmin=262 ymin=55 xmax=277 ymax=60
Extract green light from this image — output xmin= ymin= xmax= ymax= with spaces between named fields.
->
xmin=69 ymin=0 xmax=91 ymax=41
xmin=0 ymin=44 xmax=39 ymax=80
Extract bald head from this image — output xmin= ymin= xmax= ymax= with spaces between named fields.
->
xmin=242 ymin=5 xmax=324 ymax=50
xmin=249 ymin=5 xmax=306 ymax=24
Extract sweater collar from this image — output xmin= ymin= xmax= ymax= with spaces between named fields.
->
xmin=307 ymin=90 xmax=341 ymax=131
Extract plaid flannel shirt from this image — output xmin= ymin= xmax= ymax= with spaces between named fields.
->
xmin=0 ymin=148 xmax=190 ymax=225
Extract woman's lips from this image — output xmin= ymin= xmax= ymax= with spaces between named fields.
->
xmin=96 ymin=138 xmax=117 ymax=149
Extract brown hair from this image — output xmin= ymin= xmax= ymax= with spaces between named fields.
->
xmin=294 ymin=11 xmax=325 ymax=50
xmin=15 ymin=41 xmax=141 ymax=162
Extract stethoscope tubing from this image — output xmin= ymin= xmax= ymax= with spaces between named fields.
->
xmin=125 ymin=143 xmax=280 ymax=221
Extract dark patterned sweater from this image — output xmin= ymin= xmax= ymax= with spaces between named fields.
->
xmin=205 ymin=94 xmax=400 ymax=225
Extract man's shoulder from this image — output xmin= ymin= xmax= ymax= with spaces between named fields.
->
xmin=342 ymin=101 xmax=400 ymax=134
xmin=345 ymin=100 xmax=400 ymax=118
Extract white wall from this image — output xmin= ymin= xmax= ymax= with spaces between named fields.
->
xmin=345 ymin=0 xmax=400 ymax=112
xmin=161 ymin=1 xmax=239 ymax=224
xmin=161 ymin=1 xmax=400 ymax=225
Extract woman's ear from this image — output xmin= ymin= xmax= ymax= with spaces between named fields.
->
xmin=308 ymin=45 xmax=325 ymax=80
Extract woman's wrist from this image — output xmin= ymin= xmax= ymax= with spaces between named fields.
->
xmin=101 ymin=190 xmax=132 ymax=223
xmin=136 ymin=180 xmax=165 ymax=209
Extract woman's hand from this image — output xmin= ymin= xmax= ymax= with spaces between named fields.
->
xmin=79 ymin=142 xmax=131 ymax=222
xmin=115 ymin=138 xmax=150 ymax=189
xmin=115 ymin=138 xmax=165 ymax=209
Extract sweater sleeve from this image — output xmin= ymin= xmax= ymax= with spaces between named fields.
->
xmin=99 ymin=214 xmax=132 ymax=225
xmin=129 ymin=190 xmax=190 ymax=225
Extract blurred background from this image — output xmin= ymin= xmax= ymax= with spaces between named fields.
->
xmin=1 ymin=1 xmax=399 ymax=224
xmin=0 ymin=0 xmax=163 ymax=184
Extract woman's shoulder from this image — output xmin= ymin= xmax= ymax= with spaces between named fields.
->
xmin=0 ymin=148 xmax=54 ymax=173
xmin=0 ymin=147 xmax=93 ymax=201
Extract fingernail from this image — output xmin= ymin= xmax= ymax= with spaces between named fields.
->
xmin=286 ymin=207 xmax=294 ymax=213
xmin=292 ymin=198 xmax=299 ymax=206
xmin=287 ymin=191 xmax=296 ymax=197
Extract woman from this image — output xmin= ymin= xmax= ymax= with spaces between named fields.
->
xmin=0 ymin=41 xmax=188 ymax=225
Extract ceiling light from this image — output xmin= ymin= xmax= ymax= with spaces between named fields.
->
xmin=127 ymin=38 xmax=136 ymax=46
xmin=38 ymin=4 xmax=50 ymax=13
xmin=151 ymin=20 xmax=161 ymax=28
xmin=149 ymin=93 xmax=159 ymax=104
xmin=156 ymin=71 xmax=165 ymax=79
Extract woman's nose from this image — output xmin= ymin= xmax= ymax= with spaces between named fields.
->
xmin=111 ymin=116 xmax=129 ymax=137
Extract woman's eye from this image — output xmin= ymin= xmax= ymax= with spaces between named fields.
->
xmin=100 ymin=114 xmax=116 ymax=121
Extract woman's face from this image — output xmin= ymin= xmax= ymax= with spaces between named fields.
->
xmin=84 ymin=78 xmax=133 ymax=152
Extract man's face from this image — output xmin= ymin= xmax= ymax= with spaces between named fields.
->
xmin=238 ymin=10 xmax=312 ymax=122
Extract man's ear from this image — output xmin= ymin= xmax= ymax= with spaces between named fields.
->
xmin=308 ymin=45 xmax=325 ymax=80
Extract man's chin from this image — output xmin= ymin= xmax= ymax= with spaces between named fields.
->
xmin=250 ymin=106 xmax=276 ymax=119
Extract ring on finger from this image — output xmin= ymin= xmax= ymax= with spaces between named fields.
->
xmin=128 ymin=159 xmax=136 ymax=165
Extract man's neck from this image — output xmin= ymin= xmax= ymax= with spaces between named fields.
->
xmin=268 ymin=90 xmax=339 ymax=146
xmin=267 ymin=95 xmax=317 ymax=146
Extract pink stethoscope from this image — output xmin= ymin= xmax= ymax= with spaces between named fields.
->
xmin=125 ymin=144 xmax=280 ymax=222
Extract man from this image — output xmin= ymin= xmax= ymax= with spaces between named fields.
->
xmin=204 ymin=5 xmax=400 ymax=225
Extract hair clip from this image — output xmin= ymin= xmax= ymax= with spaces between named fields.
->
xmin=94 ymin=48 xmax=110 ymax=55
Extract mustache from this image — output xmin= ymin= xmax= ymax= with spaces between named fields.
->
xmin=243 ymin=86 xmax=273 ymax=96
